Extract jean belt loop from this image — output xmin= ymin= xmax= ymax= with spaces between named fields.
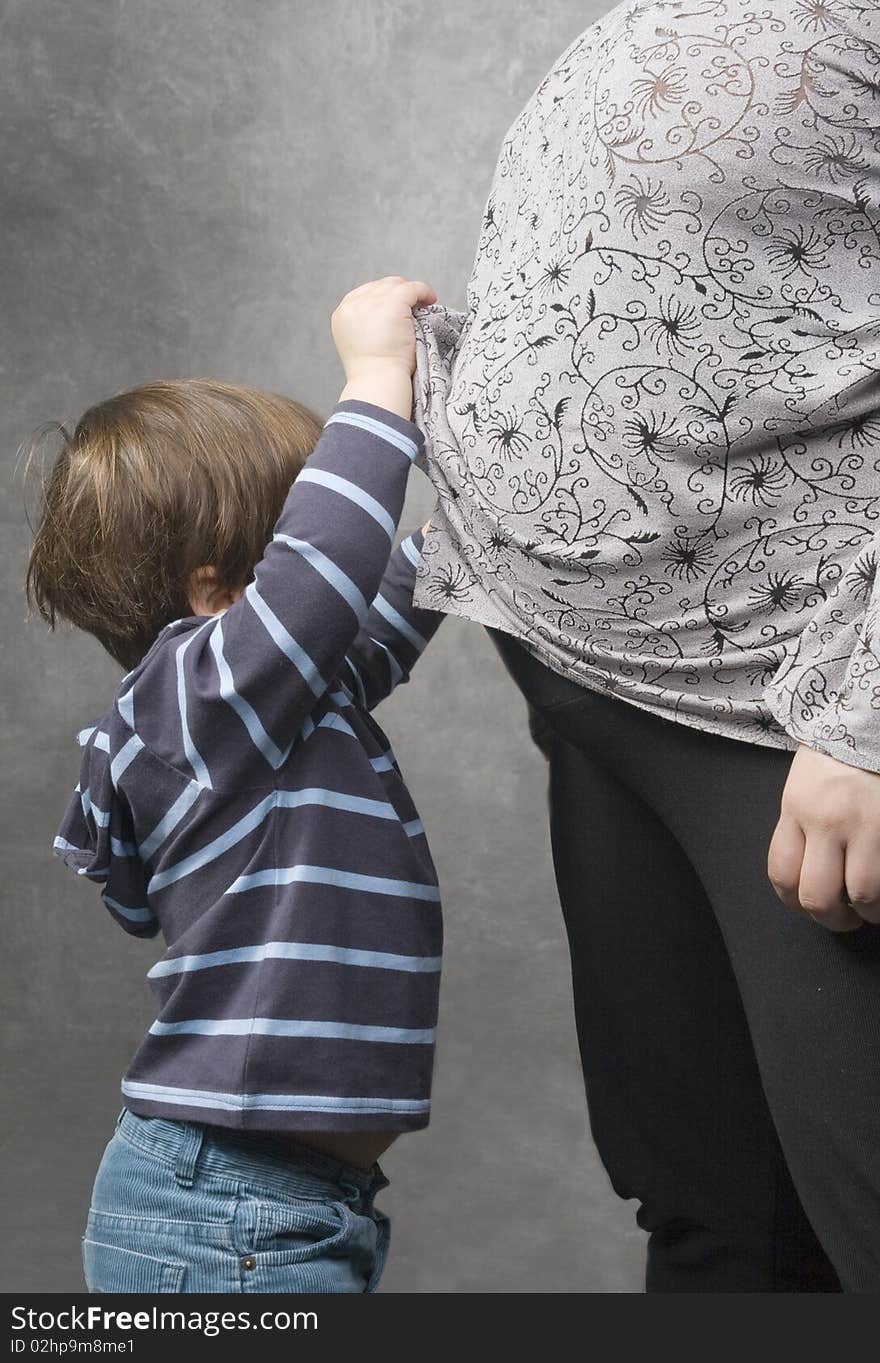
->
xmin=173 ymin=1121 xmax=206 ymax=1188
xmin=362 ymin=1164 xmax=389 ymax=1214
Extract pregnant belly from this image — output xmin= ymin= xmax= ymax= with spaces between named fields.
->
xmin=409 ymin=0 xmax=880 ymax=734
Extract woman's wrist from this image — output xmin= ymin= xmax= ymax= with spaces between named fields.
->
xmin=338 ymin=360 xmax=414 ymax=422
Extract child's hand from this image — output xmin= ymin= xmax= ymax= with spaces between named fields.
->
xmin=333 ymin=277 xmax=436 ymax=420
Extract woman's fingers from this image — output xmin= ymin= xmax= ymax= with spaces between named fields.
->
xmin=843 ymin=838 xmax=880 ymax=924
xmin=767 ymin=811 xmax=805 ymax=914
xmin=798 ymin=832 xmax=862 ymax=932
xmin=768 ymin=745 xmax=876 ymax=931
xmin=768 ymin=810 xmax=863 ymax=931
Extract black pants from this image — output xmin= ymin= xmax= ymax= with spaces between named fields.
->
xmin=490 ymin=630 xmax=880 ymax=1293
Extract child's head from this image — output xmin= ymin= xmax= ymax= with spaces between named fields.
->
xmin=26 ymin=378 xmax=324 ymax=670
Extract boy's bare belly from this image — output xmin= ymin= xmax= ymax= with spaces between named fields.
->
xmin=293 ymin=1131 xmax=396 ymax=1170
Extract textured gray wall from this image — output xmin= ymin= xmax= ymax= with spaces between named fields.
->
xmin=2 ymin=0 xmax=645 ymax=1291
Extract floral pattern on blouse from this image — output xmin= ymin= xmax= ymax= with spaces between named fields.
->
xmin=410 ymin=0 xmax=880 ymax=770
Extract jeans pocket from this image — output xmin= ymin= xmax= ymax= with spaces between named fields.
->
xmin=245 ymin=1197 xmax=381 ymax=1293
xmin=82 ymin=1235 xmax=186 ymax=1293
xmin=252 ymin=1197 xmax=353 ymax=1265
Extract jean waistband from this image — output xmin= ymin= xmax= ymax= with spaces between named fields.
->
xmin=114 ymin=1107 xmax=388 ymax=1213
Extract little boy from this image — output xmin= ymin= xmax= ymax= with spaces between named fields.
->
xmin=27 ymin=276 xmax=444 ymax=1293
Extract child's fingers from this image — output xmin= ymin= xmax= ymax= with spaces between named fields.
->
xmin=394 ymin=278 xmax=437 ymax=309
xmin=345 ymin=276 xmax=436 ymax=305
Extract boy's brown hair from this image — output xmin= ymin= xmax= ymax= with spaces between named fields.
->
xmin=25 ymin=378 xmax=325 ymax=671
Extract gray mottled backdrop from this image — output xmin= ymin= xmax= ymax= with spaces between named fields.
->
xmin=1 ymin=0 xmax=645 ymax=1291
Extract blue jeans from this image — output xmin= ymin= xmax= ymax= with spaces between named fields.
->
xmin=82 ymin=1108 xmax=391 ymax=1293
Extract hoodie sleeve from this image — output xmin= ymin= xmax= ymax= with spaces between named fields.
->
xmin=337 ymin=528 xmax=444 ymax=711
xmin=762 ymin=536 xmax=880 ymax=774
xmin=53 ymin=722 xmax=158 ymax=938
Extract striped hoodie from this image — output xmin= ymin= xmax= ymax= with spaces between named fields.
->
xmin=52 ymin=398 xmax=444 ymax=1132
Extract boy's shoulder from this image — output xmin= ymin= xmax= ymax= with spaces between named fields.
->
xmin=57 ymin=616 xmax=211 ymax=882
xmin=127 ymin=614 xmax=206 ymax=692
xmin=111 ymin=614 xmax=206 ymax=724
xmin=75 ymin=614 xmax=208 ymax=767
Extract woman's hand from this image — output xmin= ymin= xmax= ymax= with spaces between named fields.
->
xmin=333 ymin=276 xmax=436 ymax=420
xmin=767 ymin=744 xmax=880 ymax=931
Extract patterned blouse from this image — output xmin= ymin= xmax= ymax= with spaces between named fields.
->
xmin=410 ymin=0 xmax=880 ymax=773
